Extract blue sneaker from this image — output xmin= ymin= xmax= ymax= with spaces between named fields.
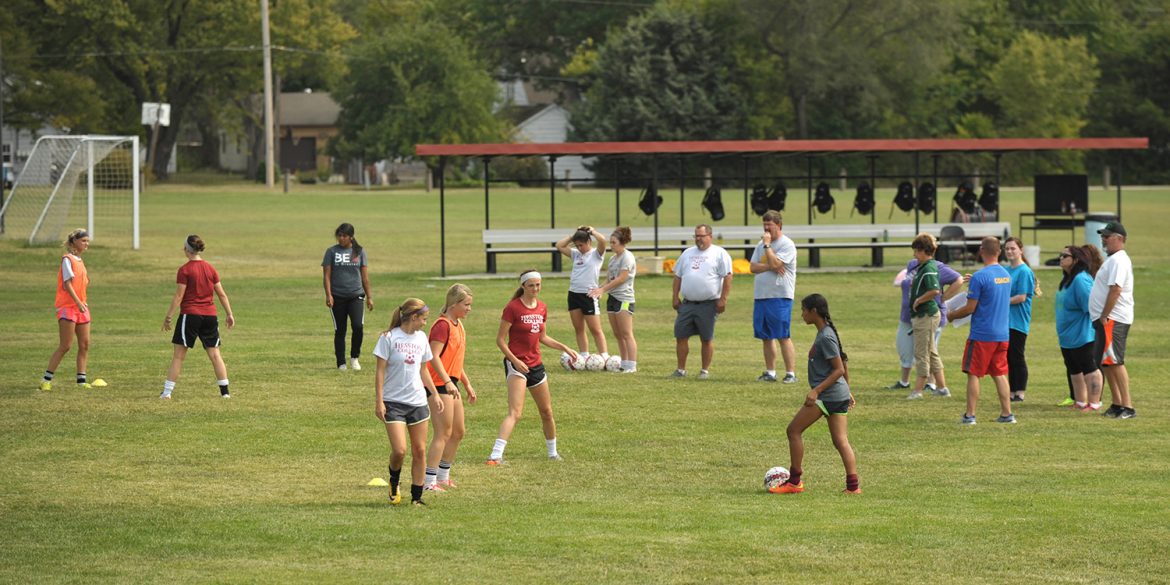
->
xmin=995 ymin=414 xmax=1017 ymax=424
xmin=960 ymin=414 xmax=977 ymax=425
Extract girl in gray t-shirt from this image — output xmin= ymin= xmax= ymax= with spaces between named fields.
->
xmin=768 ymin=293 xmax=860 ymax=495
xmin=589 ymin=227 xmax=638 ymax=372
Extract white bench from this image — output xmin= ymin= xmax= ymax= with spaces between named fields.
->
xmin=481 ymin=222 xmax=1011 ymax=272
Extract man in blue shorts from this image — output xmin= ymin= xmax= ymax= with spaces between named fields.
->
xmin=948 ymin=237 xmax=1015 ymax=425
xmin=750 ymin=211 xmax=798 ymax=383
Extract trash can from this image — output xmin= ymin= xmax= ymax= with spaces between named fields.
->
xmin=1084 ymin=212 xmax=1118 ymax=252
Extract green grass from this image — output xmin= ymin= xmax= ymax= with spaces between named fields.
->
xmin=1 ymin=179 xmax=1169 ymax=584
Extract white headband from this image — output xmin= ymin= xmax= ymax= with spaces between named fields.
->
xmin=520 ymin=271 xmax=542 ymax=284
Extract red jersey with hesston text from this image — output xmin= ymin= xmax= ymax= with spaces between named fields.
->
xmin=177 ymin=260 xmax=221 ymax=316
xmin=501 ymin=297 xmax=546 ymax=368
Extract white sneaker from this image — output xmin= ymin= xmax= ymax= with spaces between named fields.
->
xmin=338 ymin=364 xmax=347 ymax=371
xmin=350 ymin=358 xmax=362 ymax=371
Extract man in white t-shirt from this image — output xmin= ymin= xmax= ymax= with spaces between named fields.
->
xmin=749 ymin=210 xmax=798 ymax=383
xmin=671 ymin=224 xmax=733 ymax=379
xmin=1089 ymin=221 xmax=1136 ymax=419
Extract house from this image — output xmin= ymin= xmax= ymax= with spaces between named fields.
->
xmin=218 ymin=91 xmax=340 ymax=175
xmin=497 ymin=80 xmax=595 ymax=182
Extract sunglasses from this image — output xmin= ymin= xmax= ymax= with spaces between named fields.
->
xmin=1059 ymin=253 xmax=1072 ymax=259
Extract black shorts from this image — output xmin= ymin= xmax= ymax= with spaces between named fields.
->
xmin=503 ymin=359 xmax=549 ymax=388
xmin=816 ymin=399 xmax=851 ymax=416
xmin=435 ymin=380 xmax=459 ymax=395
xmin=1061 ymin=342 xmax=1098 ymax=376
xmin=606 ymin=296 xmax=635 ymax=314
xmin=567 ymin=291 xmax=600 ymax=316
xmin=172 ymin=314 xmax=220 ymax=349
xmin=383 ymin=401 xmax=431 ymax=426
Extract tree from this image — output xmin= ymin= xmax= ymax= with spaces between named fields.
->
xmin=738 ymin=0 xmax=970 ymax=139
xmin=570 ymin=4 xmax=745 ymax=143
xmin=331 ymin=20 xmax=504 ymax=167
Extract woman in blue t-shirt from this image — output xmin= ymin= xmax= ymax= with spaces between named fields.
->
xmin=1003 ymin=237 xmax=1037 ymax=402
xmin=1056 ymin=245 xmax=1103 ymax=411
xmin=769 ymin=294 xmax=859 ymax=495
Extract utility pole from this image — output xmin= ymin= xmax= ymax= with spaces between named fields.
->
xmin=261 ymin=0 xmax=275 ymax=188
xmin=1 ymin=35 xmax=7 ymax=221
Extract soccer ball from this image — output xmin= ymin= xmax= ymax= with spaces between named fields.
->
xmin=604 ymin=355 xmax=622 ymax=372
xmin=764 ymin=466 xmax=790 ymax=490
xmin=560 ymin=352 xmax=574 ymax=371
xmin=584 ymin=354 xmax=605 ymax=371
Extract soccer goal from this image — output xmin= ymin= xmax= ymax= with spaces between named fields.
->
xmin=0 ymin=135 xmax=140 ymax=249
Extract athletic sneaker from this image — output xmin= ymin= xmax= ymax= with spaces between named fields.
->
xmin=549 ymin=454 xmax=563 ymax=462
xmin=757 ymin=372 xmax=778 ymax=382
xmin=768 ymin=481 xmax=804 ymax=494
xmin=1102 ymin=404 xmax=1123 ymax=418
xmin=905 ymin=392 xmax=924 ymax=400
xmin=995 ymin=414 xmax=1017 ymax=424
xmin=925 ymin=383 xmax=937 ymax=393
xmin=670 ymin=369 xmax=686 ymax=378
xmin=350 ymin=358 xmax=362 ymax=371
xmin=411 ymin=499 xmax=427 ymax=507
xmin=221 ymin=393 xmax=231 ymax=399
xmin=1010 ymin=395 xmax=1024 ymax=402
xmin=485 ymin=458 xmax=505 ymax=466
xmin=697 ymin=370 xmax=710 ymax=380
xmin=931 ymin=386 xmax=952 ymax=398
xmin=843 ymin=488 xmax=862 ymax=495
xmin=781 ymin=373 xmax=798 ymax=384
xmin=1079 ymin=404 xmax=1101 ymax=413
xmin=960 ymin=413 xmax=977 ymax=425
xmin=621 ymin=368 xmax=637 ymax=374
xmin=423 ymin=483 xmax=446 ymax=492
xmin=438 ymin=479 xmax=458 ymax=489
xmin=885 ymin=380 xmax=911 ymax=390
xmin=38 ymin=381 xmax=52 ymax=392
xmin=388 ymin=491 xmax=402 ymax=505
xmin=1119 ymin=407 xmax=1137 ymax=419
xmin=1057 ymin=397 xmax=1076 ymax=407
xmin=338 ymin=364 xmax=347 ymax=371
xmin=159 ymin=391 xmax=172 ymax=400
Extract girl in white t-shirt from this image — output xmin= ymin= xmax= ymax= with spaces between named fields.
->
xmin=589 ymin=227 xmax=637 ymax=372
xmin=374 ymin=297 xmax=450 ymax=506
xmin=555 ymin=225 xmax=609 ymax=360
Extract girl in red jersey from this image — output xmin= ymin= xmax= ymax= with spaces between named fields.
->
xmin=160 ymin=235 xmax=236 ymax=399
xmin=40 ymin=228 xmax=107 ymax=390
xmin=487 ymin=270 xmax=578 ymax=465
xmin=423 ymin=284 xmax=478 ymax=491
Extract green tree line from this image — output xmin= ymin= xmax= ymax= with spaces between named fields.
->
xmin=3 ymin=0 xmax=1168 ymax=182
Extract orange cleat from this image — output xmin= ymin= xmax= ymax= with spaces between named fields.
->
xmin=768 ymin=481 xmax=805 ymax=494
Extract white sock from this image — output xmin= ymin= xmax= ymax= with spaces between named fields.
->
xmin=437 ymin=460 xmax=451 ymax=482
xmin=766 ymin=370 xmax=777 ymax=377
xmin=424 ymin=467 xmax=437 ymax=487
xmin=786 ymin=371 xmax=796 ymax=378
xmin=1075 ymin=401 xmax=1087 ymax=408
xmin=490 ymin=438 xmax=507 ymax=461
xmin=627 ymin=361 xmax=637 ymax=371
xmin=217 ymin=378 xmax=229 ymax=386
xmin=1089 ymin=402 xmax=1102 ymax=409
xmin=546 ymin=438 xmax=558 ymax=457
xmin=162 ymin=380 xmax=175 ymax=397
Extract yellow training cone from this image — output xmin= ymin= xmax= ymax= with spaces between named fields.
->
xmin=367 ymin=477 xmax=388 ymax=487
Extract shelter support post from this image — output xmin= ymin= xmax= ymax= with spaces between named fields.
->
xmin=549 ymin=156 xmax=561 ymax=272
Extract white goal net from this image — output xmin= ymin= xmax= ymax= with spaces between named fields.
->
xmin=0 ymin=135 xmax=140 ymax=248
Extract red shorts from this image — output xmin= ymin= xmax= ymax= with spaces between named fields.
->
xmin=57 ymin=305 xmax=92 ymax=324
xmin=962 ymin=340 xmax=1008 ymax=377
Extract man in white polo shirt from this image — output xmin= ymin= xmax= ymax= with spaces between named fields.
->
xmin=671 ymin=224 xmax=733 ymax=380
xmin=1089 ymin=221 xmax=1136 ymax=419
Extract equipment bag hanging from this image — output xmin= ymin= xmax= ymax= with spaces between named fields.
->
xmin=853 ymin=181 xmax=875 ymax=216
xmin=638 ymin=184 xmax=663 ymax=216
xmin=768 ymin=182 xmax=788 ymax=212
xmin=702 ymin=186 xmax=725 ymax=221
xmin=953 ymin=182 xmax=977 ymax=214
xmin=917 ymin=182 xmax=937 ymax=214
xmin=813 ymin=182 xmax=836 ymax=217
xmin=750 ymin=184 xmax=770 ymax=216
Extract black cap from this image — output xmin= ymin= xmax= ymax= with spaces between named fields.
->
xmin=1097 ymin=222 xmax=1127 ymax=238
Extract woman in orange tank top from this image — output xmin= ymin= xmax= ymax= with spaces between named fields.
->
xmin=423 ymin=284 xmax=478 ymax=491
xmin=40 ymin=229 xmax=106 ymax=390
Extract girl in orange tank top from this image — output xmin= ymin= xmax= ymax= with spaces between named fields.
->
xmin=423 ymin=284 xmax=478 ymax=491
xmin=40 ymin=229 xmax=106 ymax=390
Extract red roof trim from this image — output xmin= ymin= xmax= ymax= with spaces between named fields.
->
xmin=416 ymin=137 xmax=1148 ymax=157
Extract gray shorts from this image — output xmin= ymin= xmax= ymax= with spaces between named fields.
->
xmin=383 ymin=401 xmax=431 ymax=426
xmin=675 ymin=300 xmax=718 ymax=341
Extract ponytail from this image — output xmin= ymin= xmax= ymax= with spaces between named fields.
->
xmin=801 ymin=293 xmax=846 ymax=362
xmin=385 ymin=297 xmax=426 ymax=333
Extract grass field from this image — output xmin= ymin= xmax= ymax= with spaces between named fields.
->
xmin=1 ymin=178 xmax=1169 ymax=584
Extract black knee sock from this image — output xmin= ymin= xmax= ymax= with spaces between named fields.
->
xmin=389 ymin=467 xmax=401 ymax=496
xmin=411 ymin=484 xmax=423 ymax=502
xmin=846 ymin=473 xmax=859 ymax=491
xmin=789 ymin=468 xmax=803 ymax=485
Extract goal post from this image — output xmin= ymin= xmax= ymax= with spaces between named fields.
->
xmin=0 ymin=135 xmax=141 ymax=249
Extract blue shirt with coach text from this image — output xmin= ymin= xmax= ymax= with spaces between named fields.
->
xmin=968 ymin=264 xmax=1011 ymax=342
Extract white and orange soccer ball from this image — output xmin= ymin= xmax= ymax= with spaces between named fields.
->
xmin=764 ymin=466 xmax=790 ymax=491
